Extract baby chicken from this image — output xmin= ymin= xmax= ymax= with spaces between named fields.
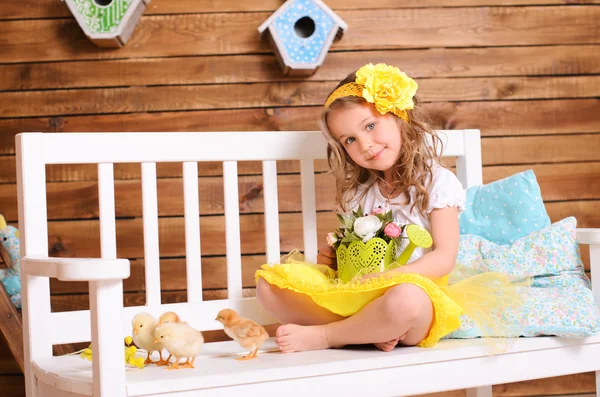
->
xmin=154 ymin=322 xmax=204 ymax=370
xmin=132 ymin=312 xmax=167 ymax=365
xmin=156 ymin=311 xmax=184 ymax=364
xmin=158 ymin=311 xmax=182 ymax=326
xmin=215 ymin=309 xmax=269 ymax=361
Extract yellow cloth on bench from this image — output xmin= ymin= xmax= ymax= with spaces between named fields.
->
xmin=256 ymin=252 xmax=527 ymax=348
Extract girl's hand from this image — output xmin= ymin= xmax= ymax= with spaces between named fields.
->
xmin=317 ymin=244 xmax=337 ymax=270
xmin=361 ymin=266 xmax=405 ymax=281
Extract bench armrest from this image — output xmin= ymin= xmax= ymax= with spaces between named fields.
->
xmin=577 ymin=228 xmax=600 ymax=245
xmin=22 ymin=256 xmax=130 ymax=281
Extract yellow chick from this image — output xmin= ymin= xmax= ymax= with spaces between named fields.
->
xmin=156 ymin=311 xmax=184 ymax=364
xmin=132 ymin=312 xmax=167 ymax=365
xmin=158 ymin=311 xmax=182 ymax=326
xmin=215 ymin=309 xmax=269 ymax=361
xmin=154 ymin=322 xmax=204 ymax=370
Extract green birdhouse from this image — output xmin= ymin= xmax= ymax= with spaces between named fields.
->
xmin=62 ymin=0 xmax=150 ymax=48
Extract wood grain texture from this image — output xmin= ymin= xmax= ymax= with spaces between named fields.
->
xmin=4 ymin=201 xmax=592 ymax=262
xmin=1 ymin=7 xmax=599 ymax=63
xmin=3 ymin=0 xmax=600 ymax=20
xmin=1 ymin=99 xmax=597 ymax=155
xmin=2 ymin=45 xmax=599 ymax=91
xmin=0 ymin=333 xmax=22 ymax=375
xmin=1 ymin=161 xmax=599 ymax=222
xmin=0 ymin=98 xmax=597 ymax=155
xmin=0 ymin=286 xmax=23 ymax=373
xmin=2 ymin=76 xmax=599 ymax=118
xmin=0 ymin=375 xmax=25 ymax=397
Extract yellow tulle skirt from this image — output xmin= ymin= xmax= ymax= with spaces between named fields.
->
xmin=255 ymin=252 xmax=528 ymax=348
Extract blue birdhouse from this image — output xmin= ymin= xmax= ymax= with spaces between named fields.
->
xmin=258 ymin=0 xmax=347 ymax=76
xmin=62 ymin=0 xmax=150 ymax=48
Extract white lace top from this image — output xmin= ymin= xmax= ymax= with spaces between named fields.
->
xmin=343 ymin=164 xmax=466 ymax=263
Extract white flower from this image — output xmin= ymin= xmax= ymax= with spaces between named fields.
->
xmin=362 ymin=232 xmax=376 ymax=242
xmin=353 ymin=215 xmax=383 ymax=238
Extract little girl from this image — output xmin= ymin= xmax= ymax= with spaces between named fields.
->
xmin=256 ymin=63 xmax=520 ymax=353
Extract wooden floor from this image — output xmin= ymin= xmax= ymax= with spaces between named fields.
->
xmin=0 ymin=0 xmax=598 ymax=395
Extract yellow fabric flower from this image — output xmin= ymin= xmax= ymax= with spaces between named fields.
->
xmin=355 ymin=63 xmax=418 ymax=119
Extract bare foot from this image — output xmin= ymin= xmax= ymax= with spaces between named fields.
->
xmin=374 ymin=337 xmax=399 ymax=352
xmin=275 ymin=324 xmax=331 ymax=353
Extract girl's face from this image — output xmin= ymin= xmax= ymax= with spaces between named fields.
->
xmin=327 ymin=101 xmax=402 ymax=175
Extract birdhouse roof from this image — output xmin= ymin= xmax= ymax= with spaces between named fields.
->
xmin=63 ymin=0 xmax=150 ymax=38
xmin=258 ymin=0 xmax=347 ymax=35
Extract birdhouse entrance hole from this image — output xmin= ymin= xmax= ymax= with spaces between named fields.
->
xmin=94 ymin=0 xmax=114 ymax=6
xmin=294 ymin=16 xmax=316 ymax=38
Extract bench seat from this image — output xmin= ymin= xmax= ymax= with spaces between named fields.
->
xmin=34 ymin=335 xmax=600 ymax=397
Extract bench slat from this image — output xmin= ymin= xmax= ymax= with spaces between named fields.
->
xmin=223 ymin=161 xmax=243 ymax=299
xmin=262 ymin=160 xmax=280 ymax=265
xmin=142 ymin=163 xmax=161 ymax=307
xmin=98 ymin=163 xmax=117 ymax=259
xmin=301 ymin=160 xmax=318 ymax=263
xmin=183 ymin=162 xmax=203 ymax=303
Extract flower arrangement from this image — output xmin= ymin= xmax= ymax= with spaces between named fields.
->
xmin=327 ymin=205 xmax=406 ymax=283
xmin=326 ymin=205 xmax=434 ymax=283
xmin=327 ymin=205 xmax=405 ymax=251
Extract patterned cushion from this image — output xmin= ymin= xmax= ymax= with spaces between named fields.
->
xmin=448 ymin=217 xmax=600 ymax=338
xmin=453 ymin=217 xmax=584 ymax=280
xmin=448 ymin=273 xmax=600 ymax=338
xmin=459 ymin=170 xmax=551 ymax=245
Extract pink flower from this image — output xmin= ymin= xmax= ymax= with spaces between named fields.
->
xmin=372 ymin=207 xmax=385 ymax=215
xmin=384 ymin=223 xmax=401 ymax=238
xmin=326 ymin=232 xmax=339 ymax=246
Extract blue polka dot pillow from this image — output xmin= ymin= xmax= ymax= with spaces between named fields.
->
xmin=459 ymin=170 xmax=550 ymax=245
xmin=447 ymin=217 xmax=600 ymax=338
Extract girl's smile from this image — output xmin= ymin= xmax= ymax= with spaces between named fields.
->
xmin=368 ymin=147 xmax=386 ymax=161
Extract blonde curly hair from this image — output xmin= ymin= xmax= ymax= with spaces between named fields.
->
xmin=320 ymin=70 xmax=444 ymax=214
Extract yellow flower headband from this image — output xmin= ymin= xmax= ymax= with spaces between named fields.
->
xmin=324 ymin=63 xmax=418 ymax=122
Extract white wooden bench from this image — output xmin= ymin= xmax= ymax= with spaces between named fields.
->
xmin=15 ymin=130 xmax=600 ymax=397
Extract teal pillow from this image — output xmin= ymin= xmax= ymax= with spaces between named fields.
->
xmin=459 ymin=170 xmax=550 ymax=245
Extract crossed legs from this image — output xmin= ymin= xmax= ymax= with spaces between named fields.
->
xmin=256 ymin=278 xmax=434 ymax=353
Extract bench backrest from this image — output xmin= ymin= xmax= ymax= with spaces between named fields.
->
xmin=16 ymin=130 xmax=481 ymax=349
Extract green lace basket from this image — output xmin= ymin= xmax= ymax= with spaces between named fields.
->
xmin=336 ymin=238 xmax=397 ymax=284
xmin=335 ymin=224 xmax=433 ymax=284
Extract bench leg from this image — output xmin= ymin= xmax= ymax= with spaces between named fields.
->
xmin=466 ymin=386 xmax=492 ymax=397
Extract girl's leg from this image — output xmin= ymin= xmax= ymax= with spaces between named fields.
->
xmin=276 ymin=283 xmax=434 ymax=352
xmin=256 ymin=278 xmax=344 ymax=325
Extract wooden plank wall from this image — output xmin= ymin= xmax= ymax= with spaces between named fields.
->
xmin=0 ymin=0 xmax=599 ymax=395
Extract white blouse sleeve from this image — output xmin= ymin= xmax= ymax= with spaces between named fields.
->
xmin=426 ymin=165 xmax=467 ymax=214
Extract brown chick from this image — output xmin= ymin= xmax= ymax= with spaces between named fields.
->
xmin=215 ymin=309 xmax=269 ymax=361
